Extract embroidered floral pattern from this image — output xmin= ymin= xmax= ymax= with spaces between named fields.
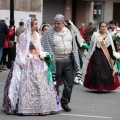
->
xmin=3 ymin=56 xmax=61 ymax=115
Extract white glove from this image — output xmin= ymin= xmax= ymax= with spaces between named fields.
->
xmin=52 ymin=72 xmax=56 ymax=85
xmin=113 ymin=52 xmax=120 ymax=59
xmin=40 ymin=52 xmax=47 ymax=60
xmin=76 ymin=69 xmax=83 ymax=85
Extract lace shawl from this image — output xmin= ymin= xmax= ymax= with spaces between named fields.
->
xmin=8 ymin=18 xmax=47 ymax=110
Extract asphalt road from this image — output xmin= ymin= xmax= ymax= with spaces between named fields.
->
xmin=0 ymin=71 xmax=120 ymax=120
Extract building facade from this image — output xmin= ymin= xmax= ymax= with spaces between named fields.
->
xmin=92 ymin=0 xmax=120 ymax=27
xmin=0 ymin=0 xmax=43 ymax=28
xmin=43 ymin=0 xmax=120 ymax=28
xmin=0 ymin=0 xmax=120 ymax=28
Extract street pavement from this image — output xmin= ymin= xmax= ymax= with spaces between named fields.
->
xmin=0 ymin=71 xmax=120 ymax=120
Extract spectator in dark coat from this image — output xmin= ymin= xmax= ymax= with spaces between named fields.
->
xmin=15 ymin=21 xmax=25 ymax=42
xmin=0 ymin=20 xmax=9 ymax=66
xmin=0 ymin=27 xmax=14 ymax=71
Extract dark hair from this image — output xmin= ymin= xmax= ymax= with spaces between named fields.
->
xmin=41 ymin=24 xmax=50 ymax=31
xmin=39 ymin=22 xmax=46 ymax=30
xmin=31 ymin=18 xmax=37 ymax=27
xmin=0 ymin=20 xmax=5 ymax=23
xmin=109 ymin=20 xmax=117 ymax=26
xmin=88 ymin=22 xmax=93 ymax=26
xmin=19 ymin=21 xmax=24 ymax=26
xmin=99 ymin=22 xmax=107 ymax=29
xmin=65 ymin=20 xmax=71 ymax=27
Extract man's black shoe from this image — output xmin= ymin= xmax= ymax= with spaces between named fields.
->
xmin=62 ymin=105 xmax=72 ymax=112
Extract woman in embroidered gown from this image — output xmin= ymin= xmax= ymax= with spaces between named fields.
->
xmin=83 ymin=22 xmax=120 ymax=91
xmin=3 ymin=18 xmax=61 ymax=115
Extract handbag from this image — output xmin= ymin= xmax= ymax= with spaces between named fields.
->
xmin=8 ymin=41 xmax=14 ymax=49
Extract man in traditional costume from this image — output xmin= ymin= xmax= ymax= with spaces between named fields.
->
xmin=41 ymin=14 xmax=83 ymax=112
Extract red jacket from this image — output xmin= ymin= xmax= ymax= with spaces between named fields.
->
xmin=3 ymin=27 xmax=14 ymax=48
xmin=79 ymin=28 xmax=86 ymax=39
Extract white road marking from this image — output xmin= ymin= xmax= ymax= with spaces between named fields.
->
xmin=59 ymin=113 xmax=113 ymax=119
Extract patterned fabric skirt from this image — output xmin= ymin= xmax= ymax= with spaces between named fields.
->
xmin=84 ymin=48 xmax=120 ymax=91
xmin=3 ymin=56 xmax=61 ymax=115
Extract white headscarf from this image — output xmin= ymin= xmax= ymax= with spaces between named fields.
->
xmin=8 ymin=17 xmax=32 ymax=110
xmin=22 ymin=17 xmax=31 ymax=59
xmin=40 ymin=23 xmax=51 ymax=31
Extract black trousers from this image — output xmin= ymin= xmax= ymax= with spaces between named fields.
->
xmin=0 ymin=48 xmax=9 ymax=65
xmin=56 ymin=57 xmax=74 ymax=105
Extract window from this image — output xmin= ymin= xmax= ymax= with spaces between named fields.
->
xmin=93 ymin=2 xmax=104 ymax=28
xmin=29 ymin=14 xmax=36 ymax=18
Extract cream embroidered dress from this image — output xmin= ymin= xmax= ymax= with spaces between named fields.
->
xmin=3 ymin=18 xmax=61 ymax=115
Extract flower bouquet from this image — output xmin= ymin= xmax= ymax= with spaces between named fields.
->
xmin=40 ymin=52 xmax=53 ymax=85
xmin=111 ymin=31 xmax=120 ymax=41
